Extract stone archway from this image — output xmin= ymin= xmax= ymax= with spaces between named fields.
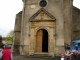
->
xmin=35 ymin=29 xmax=48 ymax=52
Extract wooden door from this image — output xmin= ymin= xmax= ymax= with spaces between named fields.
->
xmin=36 ymin=29 xmax=43 ymax=52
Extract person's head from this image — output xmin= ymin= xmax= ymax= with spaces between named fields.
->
xmin=62 ymin=56 xmax=64 ymax=58
xmin=4 ymin=44 xmax=9 ymax=49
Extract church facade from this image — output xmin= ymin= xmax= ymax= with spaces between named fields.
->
xmin=13 ymin=0 xmax=80 ymax=57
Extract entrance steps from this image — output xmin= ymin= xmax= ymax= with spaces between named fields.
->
xmin=28 ymin=53 xmax=52 ymax=58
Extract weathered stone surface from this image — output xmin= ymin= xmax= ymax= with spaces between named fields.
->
xmin=13 ymin=0 xmax=80 ymax=57
xmin=13 ymin=11 xmax=22 ymax=52
xmin=72 ymin=6 xmax=80 ymax=40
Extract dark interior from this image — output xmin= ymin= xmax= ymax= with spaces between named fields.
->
xmin=42 ymin=29 xmax=48 ymax=52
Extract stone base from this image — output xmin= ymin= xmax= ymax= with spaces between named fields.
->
xmin=20 ymin=45 xmax=29 ymax=56
xmin=13 ymin=45 xmax=20 ymax=53
xmin=55 ymin=46 xmax=65 ymax=56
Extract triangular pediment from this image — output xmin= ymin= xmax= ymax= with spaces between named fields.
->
xmin=30 ymin=8 xmax=56 ymax=22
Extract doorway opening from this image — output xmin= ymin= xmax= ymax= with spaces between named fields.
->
xmin=42 ymin=29 xmax=48 ymax=52
xmin=36 ymin=29 xmax=48 ymax=52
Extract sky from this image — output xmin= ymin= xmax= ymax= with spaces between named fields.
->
xmin=0 ymin=0 xmax=23 ymax=37
xmin=0 ymin=0 xmax=80 ymax=37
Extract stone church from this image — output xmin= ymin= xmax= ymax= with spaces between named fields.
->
xmin=13 ymin=0 xmax=80 ymax=57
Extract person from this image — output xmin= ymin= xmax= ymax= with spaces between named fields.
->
xmin=0 ymin=51 xmax=2 ymax=59
xmin=60 ymin=56 xmax=64 ymax=60
xmin=0 ymin=44 xmax=13 ymax=60
xmin=65 ymin=50 xmax=71 ymax=60
xmin=70 ymin=43 xmax=76 ymax=51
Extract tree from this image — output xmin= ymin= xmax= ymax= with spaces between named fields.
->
xmin=0 ymin=35 xmax=2 ymax=42
xmin=0 ymin=35 xmax=4 ymax=48
xmin=6 ymin=30 xmax=14 ymax=44
xmin=7 ymin=30 xmax=14 ymax=37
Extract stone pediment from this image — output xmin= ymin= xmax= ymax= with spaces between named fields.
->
xmin=30 ymin=8 xmax=56 ymax=22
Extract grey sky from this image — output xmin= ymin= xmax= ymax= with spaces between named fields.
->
xmin=0 ymin=0 xmax=23 ymax=37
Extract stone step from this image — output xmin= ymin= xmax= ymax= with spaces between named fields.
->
xmin=28 ymin=53 xmax=52 ymax=58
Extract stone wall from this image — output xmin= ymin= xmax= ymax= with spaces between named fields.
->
xmin=13 ymin=11 xmax=22 ymax=52
xmin=72 ymin=6 xmax=80 ymax=40
xmin=63 ymin=0 xmax=72 ymax=45
xmin=13 ymin=0 xmax=80 ymax=56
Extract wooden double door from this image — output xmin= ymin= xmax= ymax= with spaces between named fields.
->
xmin=36 ymin=29 xmax=48 ymax=52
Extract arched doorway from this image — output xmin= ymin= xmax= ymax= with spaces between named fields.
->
xmin=36 ymin=29 xmax=48 ymax=52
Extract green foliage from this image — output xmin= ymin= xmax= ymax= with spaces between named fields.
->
xmin=0 ymin=42 xmax=4 ymax=48
xmin=0 ymin=35 xmax=2 ymax=42
xmin=6 ymin=30 xmax=14 ymax=44
xmin=6 ymin=37 xmax=13 ymax=44
xmin=6 ymin=30 xmax=14 ymax=37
